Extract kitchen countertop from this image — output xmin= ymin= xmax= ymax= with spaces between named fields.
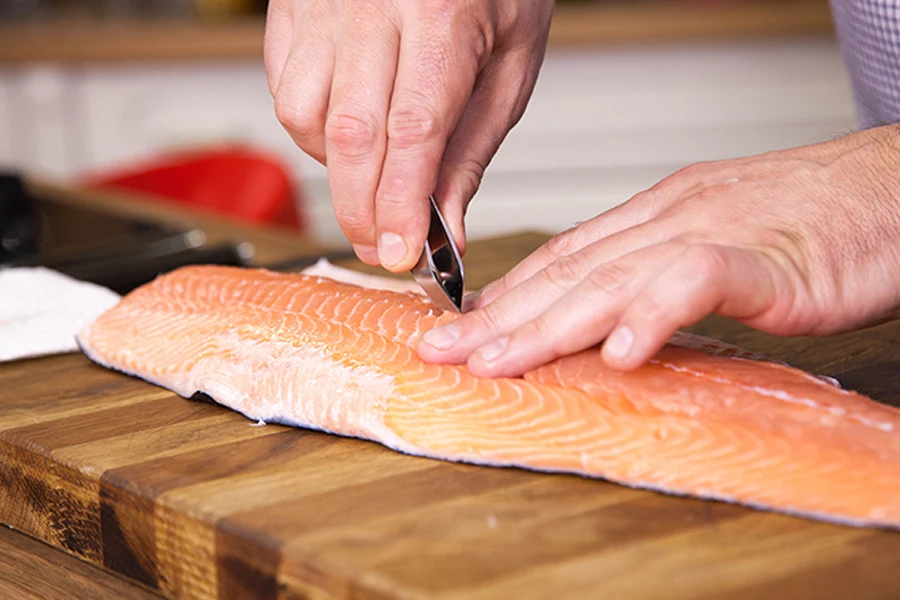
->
xmin=0 ymin=180 xmax=898 ymax=599
xmin=0 ymin=0 xmax=835 ymax=65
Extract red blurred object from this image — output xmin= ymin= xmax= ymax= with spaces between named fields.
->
xmin=82 ymin=146 xmax=306 ymax=231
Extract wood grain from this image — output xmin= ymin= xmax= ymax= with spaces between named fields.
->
xmin=0 ymin=1 xmax=834 ymax=65
xmin=0 ymin=526 xmax=160 ymax=600
xmin=1 ymin=200 xmax=899 ymax=598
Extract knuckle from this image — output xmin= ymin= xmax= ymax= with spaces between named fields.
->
xmin=673 ymin=229 xmax=705 ymax=246
xmin=626 ymin=188 xmax=665 ymax=214
xmin=471 ymin=302 xmax=507 ymax=333
xmin=585 ymin=262 xmax=632 ymax=299
xmin=543 ymin=254 xmax=588 ymax=289
xmin=627 ymin=188 xmax=653 ymax=206
xmin=457 ymin=6 xmax=494 ymax=65
xmin=633 ymin=293 xmax=669 ymax=326
xmin=496 ymin=1 xmax=532 ymax=33
xmin=470 ymin=21 xmax=493 ymax=66
xmin=685 ymin=244 xmax=728 ymax=282
xmin=676 ymin=160 xmax=716 ymax=179
xmin=426 ymin=0 xmax=492 ymax=40
xmin=274 ymin=96 xmax=322 ymax=142
xmin=325 ymin=110 xmax=380 ymax=158
xmin=527 ymin=313 xmax=561 ymax=345
xmin=623 ymin=188 xmax=666 ymax=221
xmin=454 ymin=158 xmax=486 ymax=197
xmin=333 ymin=208 xmax=375 ymax=241
xmin=544 ymin=230 xmax=578 ymax=260
xmin=655 ymin=161 xmax=718 ymax=193
xmin=374 ymin=186 xmax=410 ymax=213
xmin=691 ymin=185 xmax=727 ymax=203
xmin=387 ymin=102 xmax=442 ymax=148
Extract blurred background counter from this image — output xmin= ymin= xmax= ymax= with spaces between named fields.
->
xmin=0 ymin=0 xmax=855 ymax=243
xmin=0 ymin=1 xmax=834 ymax=62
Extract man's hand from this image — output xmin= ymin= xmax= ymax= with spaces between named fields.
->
xmin=418 ymin=125 xmax=900 ymax=376
xmin=265 ymin=0 xmax=555 ymax=271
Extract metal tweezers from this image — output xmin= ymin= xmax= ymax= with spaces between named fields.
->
xmin=412 ymin=196 xmax=470 ymax=313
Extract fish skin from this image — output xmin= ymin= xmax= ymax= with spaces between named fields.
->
xmin=76 ymin=265 xmax=900 ymax=529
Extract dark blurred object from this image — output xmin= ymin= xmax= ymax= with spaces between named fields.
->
xmin=82 ymin=146 xmax=307 ymax=232
xmin=97 ymin=0 xmax=195 ymax=19
xmin=0 ymin=0 xmax=267 ymax=20
xmin=3 ymin=173 xmax=184 ymax=262
xmin=193 ymin=0 xmax=258 ymax=19
xmin=33 ymin=238 xmax=254 ymax=294
xmin=0 ymin=0 xmax=46 ymax=20
xmin=0 ymin=173 xmax=40 ymax=263
xmin=11 ymin=228 xmax=203 ymax=269
xmin=0 ymin=173 xmax=256 ymax=293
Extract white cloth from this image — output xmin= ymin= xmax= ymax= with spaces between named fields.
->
xmin=0 ymin=267 xmax=120 ymax=362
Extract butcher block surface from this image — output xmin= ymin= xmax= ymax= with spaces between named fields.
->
xmin=1 ymin=204 xmax=899 ymax=598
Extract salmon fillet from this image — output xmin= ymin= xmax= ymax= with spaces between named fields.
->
xmin=76 ymin=265 xmax=900 ymax=529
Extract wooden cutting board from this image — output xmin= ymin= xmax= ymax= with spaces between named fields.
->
xmin=1 ymin=232 xmax=899 ymax=600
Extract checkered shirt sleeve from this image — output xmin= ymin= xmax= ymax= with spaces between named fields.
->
xmin=830 ymin=0 xmax=900 ymax=128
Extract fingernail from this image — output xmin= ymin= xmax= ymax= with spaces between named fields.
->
xmin=604 ymin=326 xmax=634 ymax=360
xmin=420 ymin=323 xmax=460 ymax=350
xmin=378 ymin=232 xmax=407 ymax=268
xmin=475 ymin=336 xmax=509 ymax=363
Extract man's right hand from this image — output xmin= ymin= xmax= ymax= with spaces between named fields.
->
xmin=264 ymin=0 xmax=555 ymax=271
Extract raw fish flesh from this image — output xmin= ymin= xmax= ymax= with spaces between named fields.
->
xmin=76 ymin=265 xmax=900 ymax=529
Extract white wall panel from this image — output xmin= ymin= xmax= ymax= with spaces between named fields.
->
xmin=55 ymin=37 xmax=859 ymax=243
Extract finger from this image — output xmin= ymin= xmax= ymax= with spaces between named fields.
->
xmin=352 ymin=244 xmax=380 ymax=266
xmin=603 ymin=244 xmax=778 ymax=370
xmin=273 ymin=26 xmax=334 ymax=164
xmin=432 ymin=47 xmax=543 ymax=256
xmin=476 ymin=160 xmax=749 ymax=306
xmin=463 ymin=244 xmax=686 ymax=377
xmin=476 ymin=205 xmax=680 ymax=313
xmin=417 ymin=221 xmax=673 ymax=364
xmin=476 ymin=194 xmax=667 ymax=307
xmin=263 ymin=0 xmax=293 ymax=96
xmin=374 ymin=17 xmax=491 ymax=272
xmin=325 ymin=10 xmax=400 ymax=250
